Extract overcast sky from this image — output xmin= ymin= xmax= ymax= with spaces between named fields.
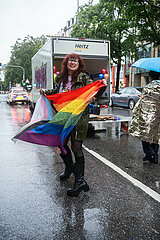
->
xmin=0 ymin=0 xmax=99 ymax=64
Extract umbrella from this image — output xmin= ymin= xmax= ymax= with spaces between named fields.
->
xmin=132 ymin=57 xmax=160 ymax=72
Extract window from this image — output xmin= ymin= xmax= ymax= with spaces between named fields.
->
xmin=125 ymin=88 xmax=133 ymax=94
xmin=119 ymin=88 xmax=127 ymax=94
xmin=138 ymin=44 xmax=151 ymax=58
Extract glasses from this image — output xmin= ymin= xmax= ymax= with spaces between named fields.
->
xmin=68 ymin=59 xmax=79 ymax=63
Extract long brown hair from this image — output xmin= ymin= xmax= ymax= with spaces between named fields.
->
xmin=60 ymin=53 xmax=85 ymax=87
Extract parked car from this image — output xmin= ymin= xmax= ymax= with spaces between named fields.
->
xmin=111 ymin=87 xmax=142 ymax=110
xmin=135 ymin=87 xmax=144 ymax=93
xmin=7 ymin=87 xmax=30 ymax=104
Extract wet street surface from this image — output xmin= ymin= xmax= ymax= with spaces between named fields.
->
xmin=0 ymin=94 xmax=160 ymax=240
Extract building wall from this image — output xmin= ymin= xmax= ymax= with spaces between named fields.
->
xmin=56 ymin=16 xmax=77 ymax=37
xmin=127 ymin=44 xmax=160 ymax=88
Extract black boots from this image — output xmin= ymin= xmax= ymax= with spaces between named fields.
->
xmin=67 ymin=156 xmax=90 ymax=197
xmin=59 ymin=153 xmax=90 ymax=196
xmin=60 ymin=151 xmax=74 ymax=180
xmin=142 ymin=141 xmax=159 ymax=164
xmin=143 ymin=155 xmax=158 ymax=164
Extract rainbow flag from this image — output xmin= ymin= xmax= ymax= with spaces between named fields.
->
xmin=12 ymin=80 xmax=105 ymax=154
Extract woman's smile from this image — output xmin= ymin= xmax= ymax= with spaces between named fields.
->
xmin=67 ymin=58 xmax=79 ymax=73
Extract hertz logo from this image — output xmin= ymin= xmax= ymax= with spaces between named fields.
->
xmin=75 ymin=44 xmax=89 ymax=50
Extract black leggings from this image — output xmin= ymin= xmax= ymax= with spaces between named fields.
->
xmin=64 ymin=128 xmax=84 ymax=158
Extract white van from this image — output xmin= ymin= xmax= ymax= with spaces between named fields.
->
xmin=30 ymin=36 xmax=110 ymax=112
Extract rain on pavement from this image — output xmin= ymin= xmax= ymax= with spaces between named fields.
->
xmin=0 ymin=94 xmax=160 ymax=240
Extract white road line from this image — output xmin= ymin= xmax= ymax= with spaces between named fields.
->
xmin=83 ymin=145 xmax=160 ymax=203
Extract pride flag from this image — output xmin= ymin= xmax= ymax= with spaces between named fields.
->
xmin=12 ymin=80 xmax=105 ymax=154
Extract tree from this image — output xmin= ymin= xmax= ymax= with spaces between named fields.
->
xmin=71 ymin=0 xmax=138 ymax=92
xmin=4 ymin=35 xmax=48 ymax=89
xmin=72 ymin=0 xmax=160 ymax=91
xmin=127 ymin=0 xmax=160 ymax=46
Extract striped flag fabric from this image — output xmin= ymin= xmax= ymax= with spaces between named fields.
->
xmin=12 ymin=80 xmax=105 ymax=154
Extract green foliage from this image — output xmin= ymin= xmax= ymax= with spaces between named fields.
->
xmin=71 ymin=0 xmax=160 ymax=91
xmin=126 ymin=0 xmax=160 ymax=45
xmin=4 ymin=35 xmax=48 ymax=89
xmin=72 ymin=0 xmax=138 ymax=61
xmin=71 ymin=0 xmax=138 ymax=91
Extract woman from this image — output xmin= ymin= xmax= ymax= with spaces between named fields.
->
xmin=129 ymin=70 xmax=160 ymax=164
xmin=42 ymin=53 xmax=106 ymax=196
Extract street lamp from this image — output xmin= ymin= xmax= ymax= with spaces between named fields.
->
xmin=4 ymin=64 xmax=25 ymax=84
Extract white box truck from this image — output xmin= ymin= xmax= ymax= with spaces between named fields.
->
xmin=30 ymin=36 xmax=110 ymax=112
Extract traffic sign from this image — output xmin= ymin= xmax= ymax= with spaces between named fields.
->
xmin=25 ymin=79 xmax=30 ymax=84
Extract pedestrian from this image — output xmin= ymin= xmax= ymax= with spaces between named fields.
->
xmin=129 ymin=70 xmax=160 ymax=164
xmin=40 ymin=53 xmax=107 ymax=196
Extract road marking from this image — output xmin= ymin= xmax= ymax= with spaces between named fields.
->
xmin=83 ymin=145 xmax=160 ymax=203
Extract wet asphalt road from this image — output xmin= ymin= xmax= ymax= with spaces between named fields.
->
xmin=0 ymin=94 xmax=160 ymax=240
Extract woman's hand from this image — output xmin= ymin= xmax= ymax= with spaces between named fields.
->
xmin=39 ymin=89 xmax=45 ymax=95
xmin=101 ymin=79 xmax=107 ymax=86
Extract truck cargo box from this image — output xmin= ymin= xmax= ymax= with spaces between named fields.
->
xmin=30 ymin=36 xmax=110 ymax=112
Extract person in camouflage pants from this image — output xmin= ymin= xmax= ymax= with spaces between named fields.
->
xmin=129 ymin=71 xmax=160 ymax=164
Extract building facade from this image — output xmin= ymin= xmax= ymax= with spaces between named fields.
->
xmin=55 ymin=16 xmax=77 ymax=37
xmin=126 ymin=44 xmax=160 ymax=88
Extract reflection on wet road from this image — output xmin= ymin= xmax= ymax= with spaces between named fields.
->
xmin=0 ymin=95 xmax=160 ymax=240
